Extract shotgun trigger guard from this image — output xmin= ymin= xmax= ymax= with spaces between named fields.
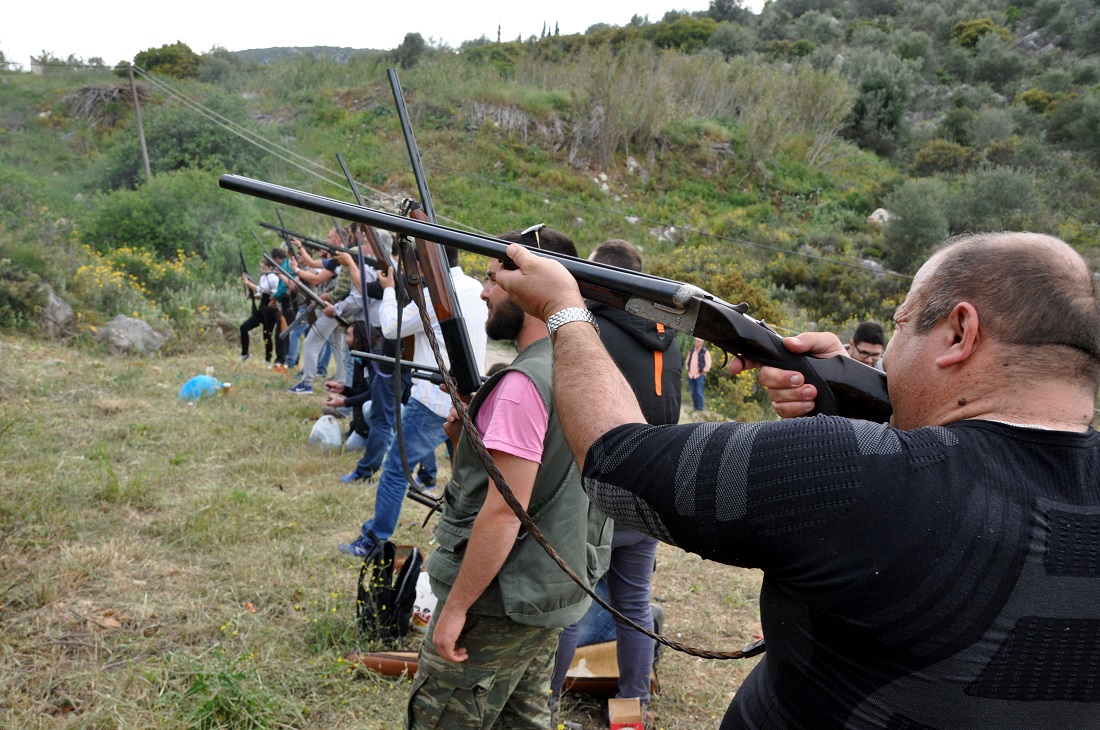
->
xmin=624 ymin=295 xmax=701 ymax=334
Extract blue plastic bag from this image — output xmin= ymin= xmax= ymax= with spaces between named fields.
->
xmin=179 ymin=374 xmax=222 ymax=400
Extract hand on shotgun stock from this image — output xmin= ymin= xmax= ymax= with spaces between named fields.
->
xmin=728 ymin=332 xmax=849 ymax=419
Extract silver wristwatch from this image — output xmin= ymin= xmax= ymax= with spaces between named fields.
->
xmin=546 ymin=307 xmax=599 ymax=344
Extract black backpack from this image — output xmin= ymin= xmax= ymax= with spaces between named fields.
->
xmin=356 ymin=535 xmax=423 ymax=643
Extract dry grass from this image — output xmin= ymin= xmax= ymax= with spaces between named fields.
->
xmin=0 ymin=332 xmax=762 ymax=729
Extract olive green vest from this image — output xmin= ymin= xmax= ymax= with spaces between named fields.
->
xmin=425 ymin=337 xmax=612 ymax=628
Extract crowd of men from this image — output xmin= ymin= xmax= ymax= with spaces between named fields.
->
xmin=239 ymin=223 xmax=1099 ymax=729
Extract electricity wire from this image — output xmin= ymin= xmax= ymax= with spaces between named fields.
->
xmin=128 ymin=65 xmax=909 ymax=281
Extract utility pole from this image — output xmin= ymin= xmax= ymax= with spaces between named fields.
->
xmin=128 ymin=64 xmax=152 ymax=184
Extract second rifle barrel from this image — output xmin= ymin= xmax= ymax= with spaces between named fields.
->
xmin=349 ymin=349 xmax=489 ymax=384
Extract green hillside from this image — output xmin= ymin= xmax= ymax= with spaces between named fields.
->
xmin=3 ymin=0 xmax=1100 ymax=418
xmin=2 ymin=4 xmax=1100 ymax=728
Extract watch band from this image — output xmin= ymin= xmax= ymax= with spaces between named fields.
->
xmin=546 ymin=307 xmax=599 ymax=344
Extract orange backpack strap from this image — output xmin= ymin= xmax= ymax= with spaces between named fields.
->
xmin=654 ymin=323 xmax=665 ymax=396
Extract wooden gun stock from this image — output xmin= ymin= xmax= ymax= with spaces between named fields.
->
xmin=405 ymin=205 xmax=482 ymax=397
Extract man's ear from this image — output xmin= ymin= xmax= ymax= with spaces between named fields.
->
xmin=934 ymin=302 xmax=980 ymax=368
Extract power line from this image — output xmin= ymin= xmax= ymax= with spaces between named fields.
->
xmin=133 ymin=66 xmax=491 ymax=236
xmin=130 ymin=66 xmax=908 ymax=280
xmin=301 ymin=115 xmax=910 ymax=280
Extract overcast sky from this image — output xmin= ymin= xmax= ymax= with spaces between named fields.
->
xmin=3 ymin=0 xmax=764 ymax=70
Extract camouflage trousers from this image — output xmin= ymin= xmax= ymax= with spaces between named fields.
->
xmin=405 ymin=605 xmax=560 ymax=729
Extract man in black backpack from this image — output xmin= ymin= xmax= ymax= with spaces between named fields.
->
xmin=551 ymin=239 xmax=681 ymax=716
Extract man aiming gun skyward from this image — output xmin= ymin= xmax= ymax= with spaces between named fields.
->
xmin=493 ymin=231 xmax=1100 ymax=730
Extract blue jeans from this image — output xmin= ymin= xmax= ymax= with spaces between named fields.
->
xmin=551 ymin=526 xmax=658 ymax=703
xmin=576 ymin=578 xmax=616 ymax=646
xmin=284 ymin=318 xmax=310 ymax=368
xmin=354 ymin=368 xmax=402 ymax=477
xmin=343 ymin=348 xmax=356 ymax=388
xmin=359 ymin=397 xmax=445 ymax=543
xmin=317 ymin=340 xmax=333 ymax=377
xmin=688 ymin=375 xmax=705 ymax=410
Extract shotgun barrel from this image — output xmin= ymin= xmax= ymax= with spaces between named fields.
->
xmin=220 ymin=173 xmax=891 ymax=422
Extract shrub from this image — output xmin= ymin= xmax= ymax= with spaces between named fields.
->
xmin=894 ymin=30 xmax=934 ymax=68
xmin=83 ymin=169 xmax=253 ymax=272
xmin=971 ymin=108 xmax=1015 ymax=148
xmin=910 ymin=139 xmax=978 ymax=176
xmin=0 ymin=259 xmax=48 ymax=332
xmin=950 ymin=18 xmax=1011 ymax=51
xmin=950 ymin=166 xmax=1037 ymax=232
xmin=0 ymin=169 xmax=45 ymax=231
xmin=393 ymin=32 xmax=427 ymax=69
xmin=795 ymin=11 xmax=844 ymax=45
xmin=133 ymin=41 xmax=203 ymax=79
xmin=939 ymin=107 xmax=977 ymax=146
xmin=882 ymin=178 xmax=951 ymax=273
xmin=706 ymin=22 xmax=757 ymax=59
xmin=650 ymin=16 xmax=718 ymax=53
xmin=765 ymin=255 xmax=907 ymax=328
xmin=647 ymin=243 xmax=783 ymax=326
xmin=1048 ymin=88 xmax=1100 ymax=164
xmin=763 ymin=39 xmax=816 ymax=61
xmin=707 ymin=369 xmax=768 ymax=423
xmin=1071 ymin=8 xmax=1100 ymax=54
xmin=69 ymin=249 xmax=161 ymax=324
xmin=1015 ymin=88 xmax=1057 ymax=114
xmin=983 ymin=135 xmax=1023 ymax=166
xmin=971 ymin=33 xmax=1027 ymax=92
xmin=841 ymin=51 xmax=918 ymax=156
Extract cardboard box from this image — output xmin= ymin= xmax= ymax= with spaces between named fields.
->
xmin=608 ymin=697 xmax=644 ymax=730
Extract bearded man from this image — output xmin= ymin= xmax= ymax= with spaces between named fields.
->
xmin=405 ymin=227 xmax=611 ymax=729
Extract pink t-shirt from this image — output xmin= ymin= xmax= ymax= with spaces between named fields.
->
xmin=475 ymin=370 xmax=549 ymax=464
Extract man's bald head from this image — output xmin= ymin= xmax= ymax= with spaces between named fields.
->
xmin=911 ymin=232 xmax=1100 ymax=387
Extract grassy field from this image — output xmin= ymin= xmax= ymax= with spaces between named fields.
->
xmin=0 ymin=331 xmax=763 ymax=729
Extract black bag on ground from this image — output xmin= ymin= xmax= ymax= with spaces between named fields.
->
xmin=356 ymin=535 xmax=423 ymax=642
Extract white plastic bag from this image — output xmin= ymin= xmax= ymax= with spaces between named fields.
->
xmin=412 ymin=570 xmax=437 ymax=633
xmin=309 ymin=415 xmax=343 ymax=450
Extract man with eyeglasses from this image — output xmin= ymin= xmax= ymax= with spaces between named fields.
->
xmin=848 ymin=320 xmax=886 ymax=369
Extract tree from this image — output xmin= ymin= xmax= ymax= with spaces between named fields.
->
xmin=971 ymin=33 xmax=1026 ymax=92
xmin=842 ymin=51 xmax=917 ymax=156
xmin=707 ymin=22 xmax=757 ymax=59
xmin=393 ymin=32 xmax=426 ymax=69
xmin=708 ymin=0 xmax=750 ymax=23
xmin=133 ymin=41 xmax=202 ymax=79
xmin=950 ymin=166 xmax=1037 ymax=232
xmin=650 ymin=16 xmax=718 ymax=53
xmin=882 ymin=178 xmax=950 ymax=273
xmin=98 ymin=92 xmax=267 ymax=190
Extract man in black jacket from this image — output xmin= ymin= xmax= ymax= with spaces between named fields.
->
xmin=551 ymin=239 xmax=682 ymax=714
